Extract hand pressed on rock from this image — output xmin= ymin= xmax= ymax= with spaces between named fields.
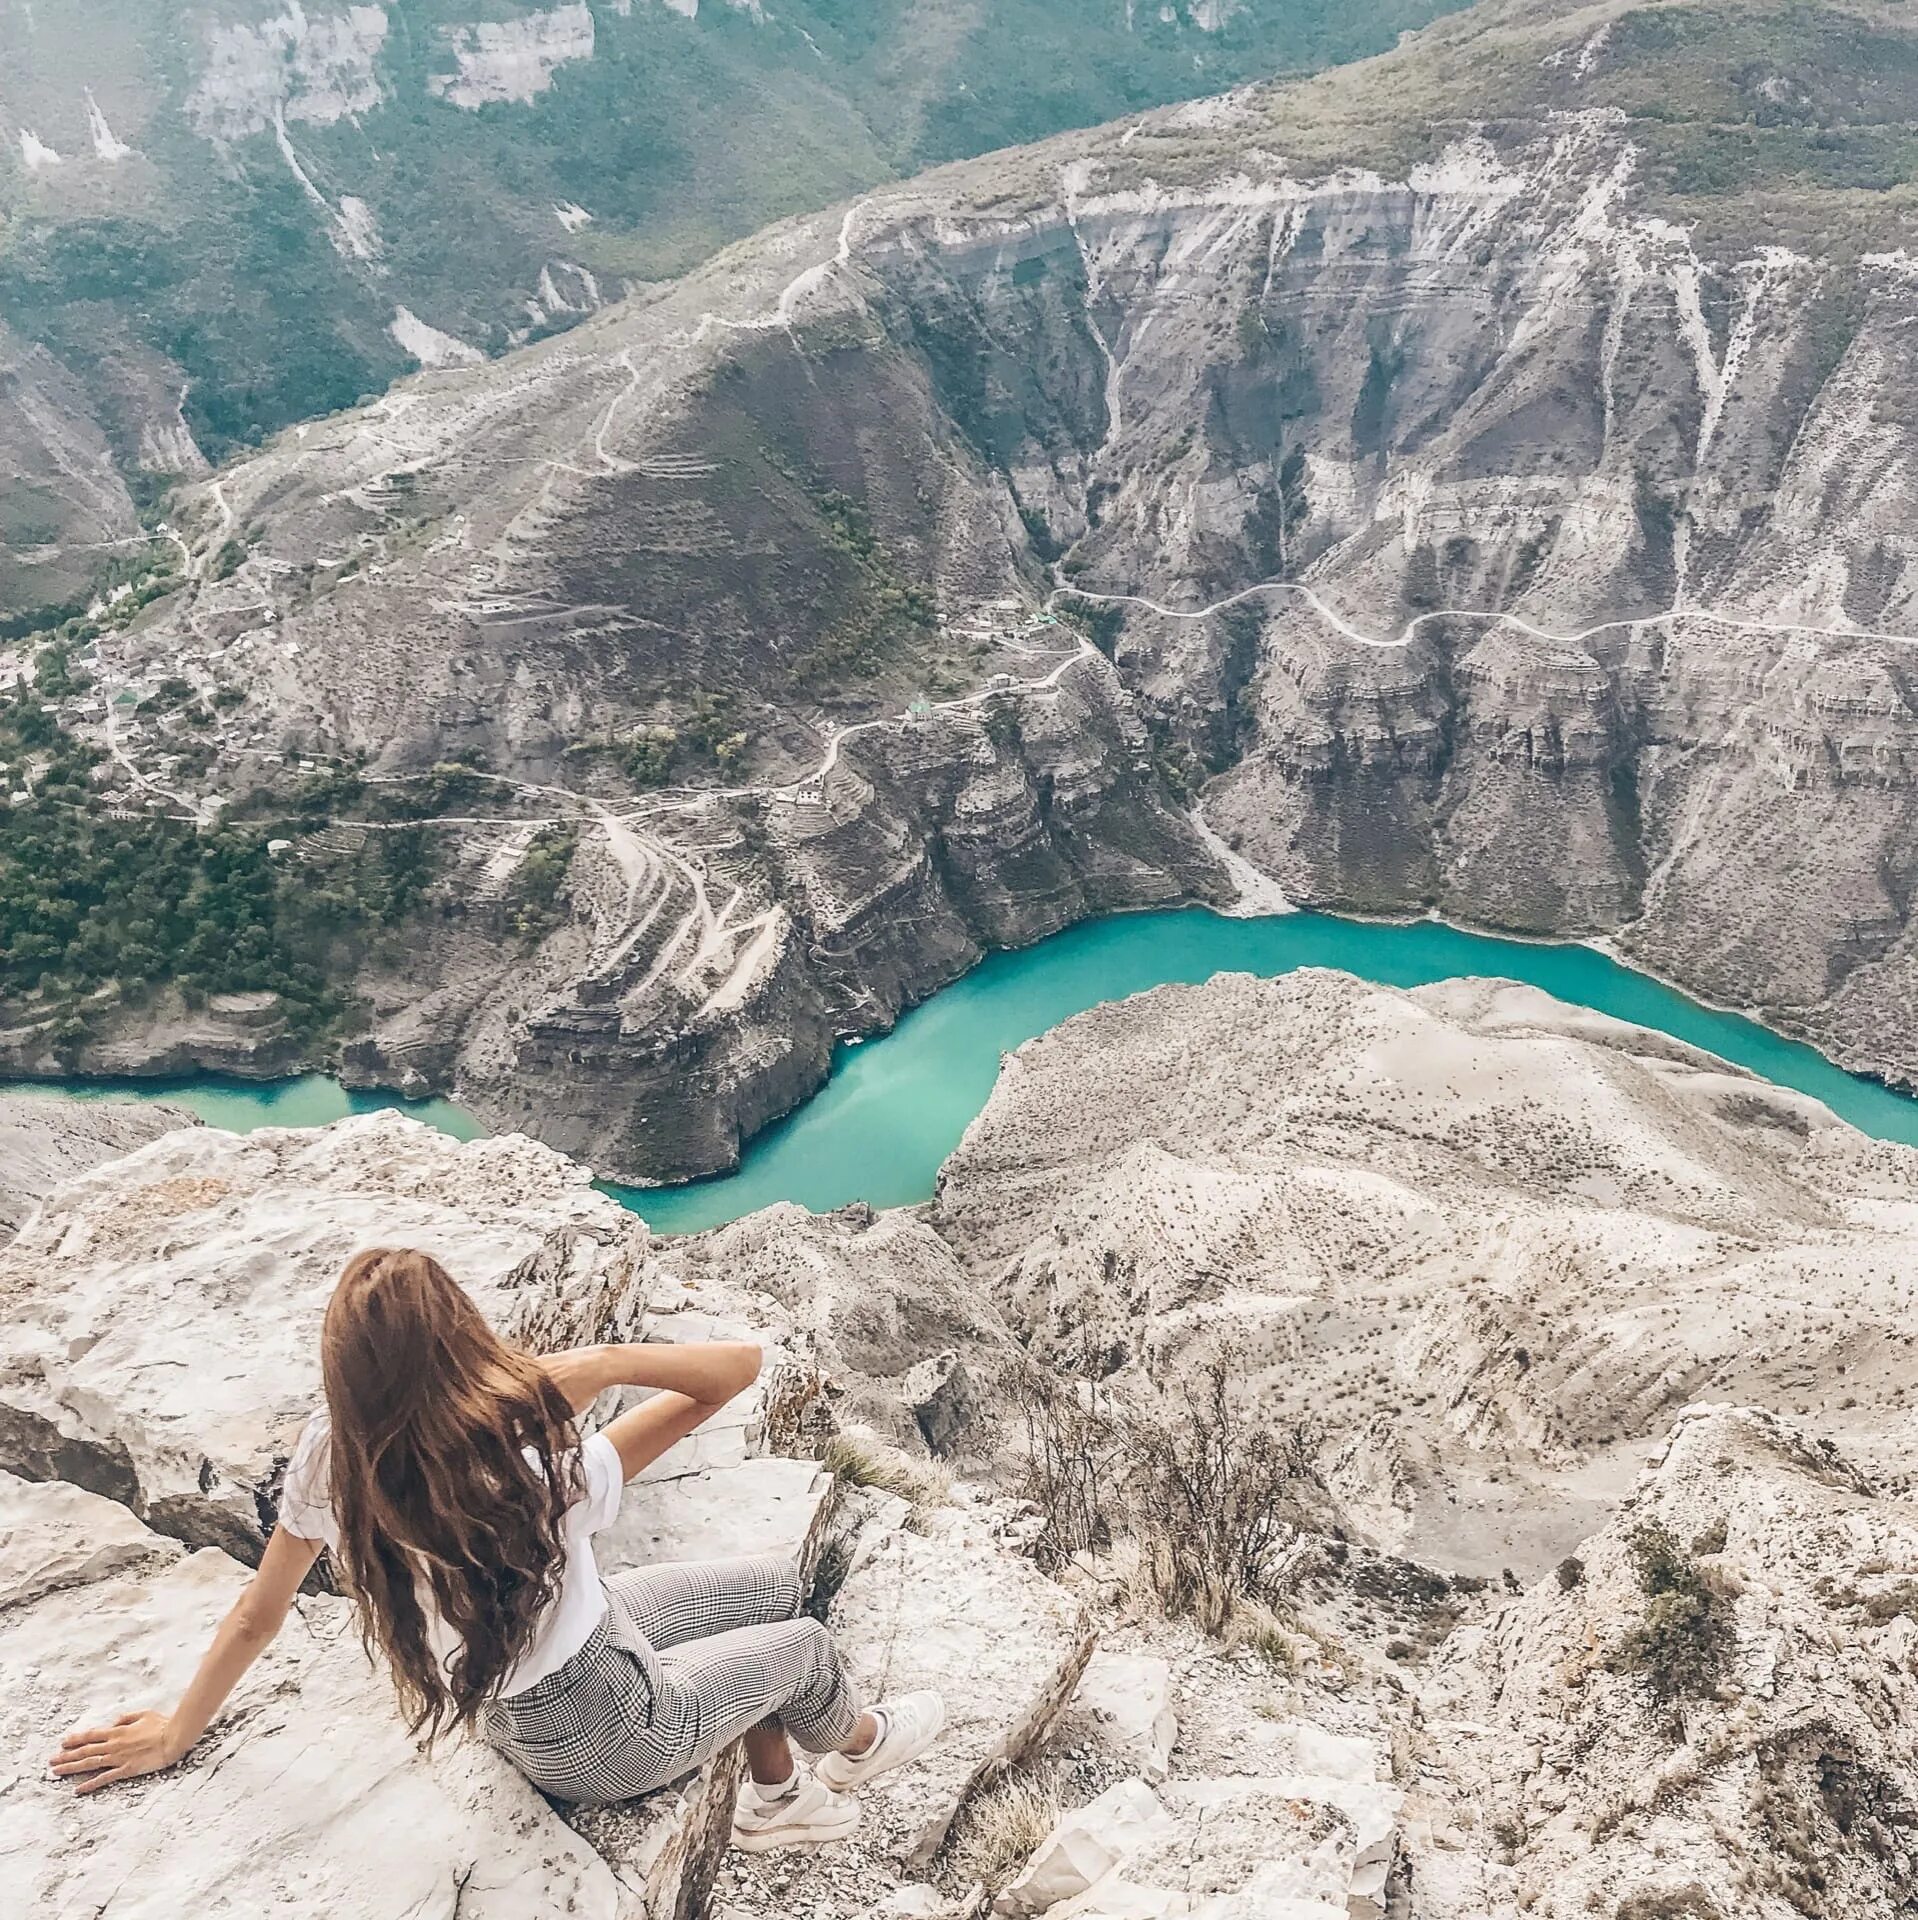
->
xmin=50 ymin=1710 xmax=183 ymax=1793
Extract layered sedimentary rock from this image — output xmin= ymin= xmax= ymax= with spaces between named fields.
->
xmin=12 ymin=7 xmax=1911 ymax=1178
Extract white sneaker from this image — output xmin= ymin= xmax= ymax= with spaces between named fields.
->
xmin=814 ymin=1693 xmax=947 ymax=1793
xmin=731 ymin=1774 xmax=860 ymax=1853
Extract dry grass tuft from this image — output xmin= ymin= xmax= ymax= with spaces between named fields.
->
xmin=821 ymin=1430 xmax=951 ymax=1510
xmin=1224 ymin=1599 xmax=1305 ymax=1672
xmin=943 ymin=1768 xmax=1063 ymax=1893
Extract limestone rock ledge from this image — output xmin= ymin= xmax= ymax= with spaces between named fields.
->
xmin=0 ymin=1112 xmax=648 ymax=1559
xmin=2 ymin=1111 xmax=1097 ymax=1920
xmin=1 ymin=1472 xmax=626 ymax=1920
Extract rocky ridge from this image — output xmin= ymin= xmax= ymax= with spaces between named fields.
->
xmin=937 ymin=967 xmax=1918 ymax=1572
xmin=0 ymin=1090 xmax=194 ymax=1239
xmin=0 ymin=0 xmax=1456 ymax=621
xmin=7 ymin=968 xmax=1918 ymax=1916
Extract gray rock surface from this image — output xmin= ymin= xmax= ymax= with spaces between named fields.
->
xmin=648 ymin=1203 xmax=1020 ymax=1449
xmin=900 ymin=1351 xmax=978 ymax=1459
xmin=0 ymin=1468 xmax=180 ymax=1611
xmin=0 ymin=1094 xmax=196 ymax=1241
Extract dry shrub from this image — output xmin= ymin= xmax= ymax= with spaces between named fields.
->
xmin=1615 ymin=1884 xmax=1725 ymax=1920
xmin=1008 ymin=1350 xmax=1323 ymax=1633
xmin=1128 ymin=1357 xmax=1321 ymax=1632
xmin=1007 ymin=1361 xmax=1124 ymax=1571
xmin=1608 ymin=1522 xmax=1736 ymax=1703
xmin=820 ymin=1430 xmax=951 ymax=1509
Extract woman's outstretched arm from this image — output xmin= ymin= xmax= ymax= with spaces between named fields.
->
xmin=50 ymin=1523 xmax=324 ymax=1793
xmin=540 ymin=1339 xmax=763 ymax=1480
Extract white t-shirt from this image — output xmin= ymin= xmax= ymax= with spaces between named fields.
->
xmin=277 ymin=1410 xmax=625 ymax=1698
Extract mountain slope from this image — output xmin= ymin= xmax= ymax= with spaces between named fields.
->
xmin=13 ymin=0 xmax=1918 ymax=1179
xmin=0 ymin=0 xmax=1469 ymax=628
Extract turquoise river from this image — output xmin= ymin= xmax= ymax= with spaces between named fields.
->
xmin=11 ymin=908 xmax=1918 ymax=1235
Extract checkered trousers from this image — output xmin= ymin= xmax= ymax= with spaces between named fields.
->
xmin=484 ymin=1553 xmax=864 ymax=1807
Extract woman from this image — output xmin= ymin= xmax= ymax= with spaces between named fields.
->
xmin=49 ymin=1246 xmax=942 ymax=1852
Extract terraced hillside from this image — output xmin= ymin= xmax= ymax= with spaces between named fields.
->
xmin=12 ymin=0 xmax=1918 ymax=1182
xmin=0 ymin=0 xmax=1467 ymax=627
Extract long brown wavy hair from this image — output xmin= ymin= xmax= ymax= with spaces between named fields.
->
xmin=320 ymin=1247 xmax=583 ymax=1743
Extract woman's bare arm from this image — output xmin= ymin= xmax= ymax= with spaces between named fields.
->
xmin=541 ymin=1340 xmax=763 ymax=1481
xmin=539 ymin=1340 xmax=762 ymax=1418
xmin=50 ymin=1523 xmax=324 ymax=1794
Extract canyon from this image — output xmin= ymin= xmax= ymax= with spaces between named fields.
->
xmin=9 ymin=1 xmax=1918 ymax=1186
xmin=6 ymin=6 xmax=1918 ymax=1915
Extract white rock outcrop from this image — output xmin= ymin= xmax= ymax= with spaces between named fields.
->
xmin=430 ymin=4 xmax=595 ymax=109
xmin=1015 ymin=1773 xmax=1400 ymax=1919
xmin=1062 ymin=1650 xmax=1177 ymax=1783
xmin=828 ymin=1509 xmax=1098 ymax=1870
xmin=4 ymin=1106 xmax=1126 ymax=1920
xmin=3 ymin=1474 xmax=624 ymax=1920
xmin=0 ymin=1112 xmax=646 ymax=1556
xmin=1411 ymin=1402 xmax=1918 ymax=1918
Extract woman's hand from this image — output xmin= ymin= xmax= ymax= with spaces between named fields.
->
xmin=51 ymin=1528 xmax=321 ymax=1802
xmin=50 ymin=1710 xmax=185 ymax=1793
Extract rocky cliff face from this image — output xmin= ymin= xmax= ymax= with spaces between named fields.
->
xmin=0 ymin=0 xmax=1457 ymax=626
xmin=21 ymin=0 xmax=1918 ymax=1181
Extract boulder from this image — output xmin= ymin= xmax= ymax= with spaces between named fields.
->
xmin=1061 ymin=1650 xmax=1177 ymax=1783
xmin=825 ymin=1509 xmax=1097 ymax=1869
xmin=0 ymin=1468 xmax=180 ymax=1610
xmin=1036 ymin=1775 xmax=1400 ymax=1920
xmin=996 ymin=1778 xmax=1175 ymax=1915
xmin=0 ymin=1113 xmax=647 ymax=1558
xmin=900 ymin=1350 xmax=978 ymax=1458
xmin=600 ymin=1455 xmax=836 ymax=1578
xmin=992 ymin=1767 xmax=1401 ymax=1920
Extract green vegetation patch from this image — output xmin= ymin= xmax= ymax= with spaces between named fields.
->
xmin=794 ymin=489 xmax=937 ymax=686
xmin=504 ymin=825 xmax=580 ymax=946
xmin=0 ymin=694 xmax=436 ymax=1053
xmin=1607 ymin=1519 xmax=1737 ymax=1704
